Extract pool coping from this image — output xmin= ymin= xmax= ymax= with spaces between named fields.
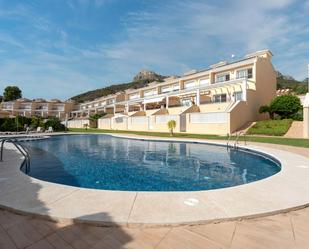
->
xmin=1 ymin=132 xmax=309 ymax=227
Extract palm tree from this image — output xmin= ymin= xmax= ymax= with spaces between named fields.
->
xmin=167 ymin=120 xmax=176 ymax=136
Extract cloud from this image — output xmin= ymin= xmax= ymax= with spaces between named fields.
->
xmin=0 ymin=0 xmax=308 ymax=100
xmin=99 ymin=0 xmax=308 ymax=79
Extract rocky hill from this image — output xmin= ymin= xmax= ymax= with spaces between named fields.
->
xmin=70 ymin=70 xmax=167 ymax=103
xmin=133 ymin=70 xmax=165 ymax=82
xmin=276 ymin=71 xmax=308 ymax=94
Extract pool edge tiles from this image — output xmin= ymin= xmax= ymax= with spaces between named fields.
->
xmin=1 ymin=135 xmax=309 ymax=226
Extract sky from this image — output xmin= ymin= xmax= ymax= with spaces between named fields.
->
xmin=0 ymin=0 xmax=308 ymax=100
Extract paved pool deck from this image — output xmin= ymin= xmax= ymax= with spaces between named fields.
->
xmin=1 ymin=133 xmax=309 ymax=227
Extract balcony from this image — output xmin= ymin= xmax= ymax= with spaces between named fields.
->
xmin=36 ymin=107 xmax=48 ymax=111
xmin=2 ymin=105 xmax=13 ymax=110
xmin=51 ymin=108 xmax=65 ymax=111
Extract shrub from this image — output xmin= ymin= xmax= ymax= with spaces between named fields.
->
xmin=44 ymin=117 xmax=65 ymax=131
xmin=0 ymin=118 xmax=22 ymax=131
xmin=259 ymin=105 xmax=274 ymax=119
xmin=269 ymin=95 xmax=302 ymax=119
xmin=167 ymin=120 xmax=176 ymax=136
xmin=30 ymin=116 xmax=44 ymax=129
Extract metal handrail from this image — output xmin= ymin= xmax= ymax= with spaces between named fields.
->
xmin=234 ymin=131 xmax=247 ymax=148
xmin=0 ymin=138 xmax=31 ymax=173
xmin=226 ymin=133 xmax=232 ymax=147
xmin=226 ymin=132 xmax=237 ymax=148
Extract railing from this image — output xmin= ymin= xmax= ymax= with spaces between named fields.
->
xmin=226 ymin=131 xmax=247 ymax=149
xmin=0 ymin=138 xmax=31 ymax=173
xmin=234 ymin=131 xmax=246 ymax=148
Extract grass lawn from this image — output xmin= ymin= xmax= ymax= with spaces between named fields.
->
xmin=247 ymin=119 xmax=293 ymax=136
xmin=68 ymin=127 xmax=309 ymax=148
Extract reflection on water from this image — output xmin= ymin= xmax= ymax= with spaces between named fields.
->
xmin=22 ymin=135 xmax=280 ymax=191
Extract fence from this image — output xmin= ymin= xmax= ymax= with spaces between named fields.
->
xmin=189 ymin=112 xmax=228 ymax=124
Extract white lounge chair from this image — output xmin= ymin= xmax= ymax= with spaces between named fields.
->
xmin=46 ymin=126 xmax=53 ymax=133
xmin=36 ymin=127 xmax=42 ymax=133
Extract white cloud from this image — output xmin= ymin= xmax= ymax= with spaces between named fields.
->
xmin=99 ymin=0 xmax=308 ymax=80
xmin=0 ymin=0 xmax=308 ymax=100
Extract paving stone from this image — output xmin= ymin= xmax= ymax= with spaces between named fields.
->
xmin=25 ymin=239 xmax=54 ymax=249
xmin=0 ymin=226 xmax=17 ymax=249
xmin=46 ymin=233 xmax=74 ymax=249
xmin=187 ymin=221 xmax=236 ymax=248
xmin=231 ymin=215 xmax=296 ymax=249
xmin=155 ymin=228 xmax=224 ymax=249
xmin=6 ymin=220 xmax=44 ymax=249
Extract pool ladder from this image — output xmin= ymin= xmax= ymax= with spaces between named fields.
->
xmin=227 ymin=132 xmax=247 ymax=149
xmin=0 ymin=138 xmax=31 ymax=173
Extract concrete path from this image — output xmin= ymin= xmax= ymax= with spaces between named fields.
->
xmin=284 ymin=121 xmax=304 ymax=138
xmin=0 ymin=203 xmax=309 ymax=248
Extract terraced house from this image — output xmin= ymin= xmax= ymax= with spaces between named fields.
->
xmin=69 ymin=49 xmax=276 ymax=135
xmin=0 ymin=98 xmax=75 ymax=119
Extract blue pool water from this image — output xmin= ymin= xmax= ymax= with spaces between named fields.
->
xmin=21 ymin=135 xmax=281 ymax=191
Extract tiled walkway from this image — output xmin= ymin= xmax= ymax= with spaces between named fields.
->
xmin=1 ymin=206 xmax=309 ymax=249
xmin=1 ymin=141 xmax=309 ymax=249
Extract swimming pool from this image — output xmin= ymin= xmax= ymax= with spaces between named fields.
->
xmin=21 ymin=134 xmax=281 ymax=191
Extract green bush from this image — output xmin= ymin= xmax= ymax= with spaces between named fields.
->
xmin=269 ymin=95 xmax=302 ymax=119
xmin=30 ymin=116 xmax=44 ymax=129
xmin=44 ymin=117 xmax=65 ymax=131
xmin=291 ymin=109 xmax=303 ymax=121
xmin=247 ymin=119 xmax=293 ymax=136
xmin=0 ymin=116 xmax=32 ymax=131
xmin=0 ymin=118 xmax=21 ymax=131
xmin=259 ymin=105 xmax=274 ymax=119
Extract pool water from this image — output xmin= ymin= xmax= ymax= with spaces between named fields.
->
xmin=21 ymin=135 xmax=281 ymax=191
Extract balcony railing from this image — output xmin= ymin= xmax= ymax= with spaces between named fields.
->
xmin=74 ymin=78 xmax=251 ymax=112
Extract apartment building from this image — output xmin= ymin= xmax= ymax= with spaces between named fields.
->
xmin=0 ymin=98 xmax=75 ymax=120
xmin=68 ymin=49 xmax=277 ymax=135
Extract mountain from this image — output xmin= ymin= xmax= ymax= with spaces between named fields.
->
xmin=133 ymin=70 xmax=165 ymax=82
xmin=70 ymin=70 xmax=167 ymax=103
xmin=276 ymin=71 xmax=308 ymax=94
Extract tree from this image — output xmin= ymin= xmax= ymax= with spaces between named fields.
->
xmin=44 ymin=117 xmax=65 ymax=131
xmin=269 ymin=95 xmax=302 ymax=119
xmin=3 ymin=86 xmax=22 ymax=101
xmin=0 ymin=95 xmax=2 ymax=102
xmin=167 ymin=120 xmax=176 ymax=136
xmin=30 ymin=116 xmax=44 ymax=129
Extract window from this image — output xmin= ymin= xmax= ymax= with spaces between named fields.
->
xmin=172 ymin=84 xmax=180 ymax=91
xmin=107 ymin=99 xmax=115 ymax=104
xmin=184 ymin=81 xmax=196 ymax=89
xmin=236 ymin=68 xmax=253 ymax=79
xmin=234 ymin=91 xmax=243 ymax=101
xmin=129 ymin=93 xmax=139 ymax=100
xmin=115 ymin=117 xmax=124 ymax=123
xmin=213 ymin=94 xmax=227 ymax=103
xmin=199 ymin=78 xmax=210 ymax=86
xmin=181 ymin=97 xmax=193 ymax=106
xmin=144 ymin=89 xmax=157 ymax=97
xmin=161 ymin=86 xmax=171 ymax=93
xmin=216 ymin=73 xmax=230 ymax=83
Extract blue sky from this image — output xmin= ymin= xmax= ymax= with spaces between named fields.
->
xmin=0 ymin=0 xmax=308 ymax=100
